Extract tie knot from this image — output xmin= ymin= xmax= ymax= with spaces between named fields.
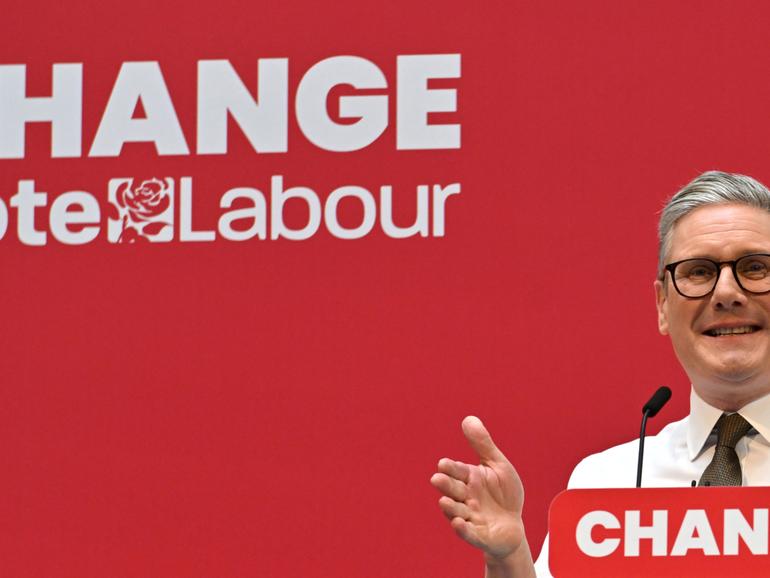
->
xmin=716 ymin=413 xmax=752 ymax=449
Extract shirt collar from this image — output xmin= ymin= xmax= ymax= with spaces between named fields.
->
xmin=687 ymin=388 xmax=723 ymax=461
xmin=687 ymin=386 xmax=770 ymax=461
xmin=737 ymin=392 xmax=770 ymax=447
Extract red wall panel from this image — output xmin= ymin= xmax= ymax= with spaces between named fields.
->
xmin=2 ymin=1 xmax=769 ymax=575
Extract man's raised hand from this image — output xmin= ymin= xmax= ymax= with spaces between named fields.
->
xmin=431 ymin=416 xmax=534 ymax=573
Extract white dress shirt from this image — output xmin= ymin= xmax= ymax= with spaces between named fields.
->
xmin=532 ymin=387 xmax=770 ymax=577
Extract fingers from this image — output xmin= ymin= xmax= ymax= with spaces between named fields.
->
xmin=430 ymin=471 xmax=468 ymax=501
xmin=441 ymin=497 xmax=484 ymax=550
xmin=462 ymin=415 xmax=507 ymax=465
xmin=438 ymin=495 xmax=471 ymax=521
xmin=437 ymin=457 xmax=470 ymax=482
xmin=451 ymin=517 xmax=483 ymax=549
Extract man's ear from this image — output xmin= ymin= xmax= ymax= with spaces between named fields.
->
xmin=654 ymin=279 xmax=669 ymax=335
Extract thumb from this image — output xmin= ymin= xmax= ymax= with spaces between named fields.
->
xmin=461 ymin=415 xmax=507 ymax=465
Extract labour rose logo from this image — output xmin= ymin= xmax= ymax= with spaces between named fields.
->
xmin=107 ymin=178 xmax=174 ymax=243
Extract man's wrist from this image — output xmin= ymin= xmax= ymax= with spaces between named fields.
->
xmin=484 ymin=537 xmax=536 ymax=578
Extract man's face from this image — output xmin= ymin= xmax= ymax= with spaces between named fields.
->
xmin=655 ymin=203 xmax=770 ymax=411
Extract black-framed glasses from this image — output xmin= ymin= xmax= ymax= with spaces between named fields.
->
xmin=664 ymin=253 xmax=770 ymax=298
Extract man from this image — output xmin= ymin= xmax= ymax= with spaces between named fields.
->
xmin=430 ymin=171 xmax=770 ymax=577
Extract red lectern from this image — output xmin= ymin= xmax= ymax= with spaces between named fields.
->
xmin=549 ymin=487 xmax=770 ymax=577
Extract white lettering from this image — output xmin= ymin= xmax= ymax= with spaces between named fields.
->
xmin=0 ymin=63 xmax=82 ymax=158
xmin=624 ymin=510 xmax=668 ymax=556
xmin=0 ymin=197 xmax=7 ymax=240
xmin=218 ymin=187 xmax=267 ymax=241
xmin=90 ymin=62 xmax=189 ymax=157
xmin=49 ymin=191 xmax=100 ymax=244
xmin=575 ymin=511 xmax=621 ymax=557
xmin=296 ymin=56 xmax=387 ymax=152
xmin=432 ymin=183 xmax=461 ymax=237
xmin=197 ymin=59 xmax=288 ymax=154
xmin=724 ymin=508 xmax=769 ymax=555
xmin=179 ymin=177 xmax=215 ymax=241
xmin=10 ymin=180 xmax=48 ymax=246
xmin=380 ymin=185 xmax=429 ymax=238
xmin=397 ymin=54 xmax=460 ymax=150
xmin=270 ymin=175 xmax=321 ymax=240
xmin=2 ymin=55 xmax=464 ymax=158
xmin=671 ymin=510 xmax=720 ymax=556
xmin=325 ymin=185 xmax=376 ymax=239
xmin=0 ymin=177 xmax=458 ymax=245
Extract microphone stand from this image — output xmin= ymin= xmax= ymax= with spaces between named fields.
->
xmin=635 ymin=386 xmax=672 ymax=488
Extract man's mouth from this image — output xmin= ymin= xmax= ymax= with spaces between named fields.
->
xmin=704 ymin=326 xmax=761 ymax=337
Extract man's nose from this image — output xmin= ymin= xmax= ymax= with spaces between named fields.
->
xmin=711 ymin=264 xmax=748 ymax=309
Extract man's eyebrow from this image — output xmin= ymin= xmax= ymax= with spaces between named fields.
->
xmin=678 ymin=250 xmax=770 ymax=261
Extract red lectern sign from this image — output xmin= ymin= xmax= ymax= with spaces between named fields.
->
xmin=549 ymin=487 xmax=770 ymax=577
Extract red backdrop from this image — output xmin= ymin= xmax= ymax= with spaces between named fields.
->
xmin=3 ymin=1 xmax=770 ymax=576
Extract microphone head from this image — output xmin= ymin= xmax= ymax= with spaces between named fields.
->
xmin=642 ymin=386 xmax=672 ymax=417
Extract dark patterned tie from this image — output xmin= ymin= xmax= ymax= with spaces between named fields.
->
xmin=698 ymin=413 xmax=752 ymax=487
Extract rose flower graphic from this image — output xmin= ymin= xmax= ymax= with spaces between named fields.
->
xmin=110 ymin=178 xmax=173 ymax=243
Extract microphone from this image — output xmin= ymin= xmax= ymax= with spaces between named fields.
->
xmin=635 ymin=386 xmax=672 ymax=487
xmin=642 ymin=386 xmax=672 ymax=418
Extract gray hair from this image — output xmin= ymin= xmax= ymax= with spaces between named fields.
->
xmin=657 ymin=171 xmax=770 ymax=278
